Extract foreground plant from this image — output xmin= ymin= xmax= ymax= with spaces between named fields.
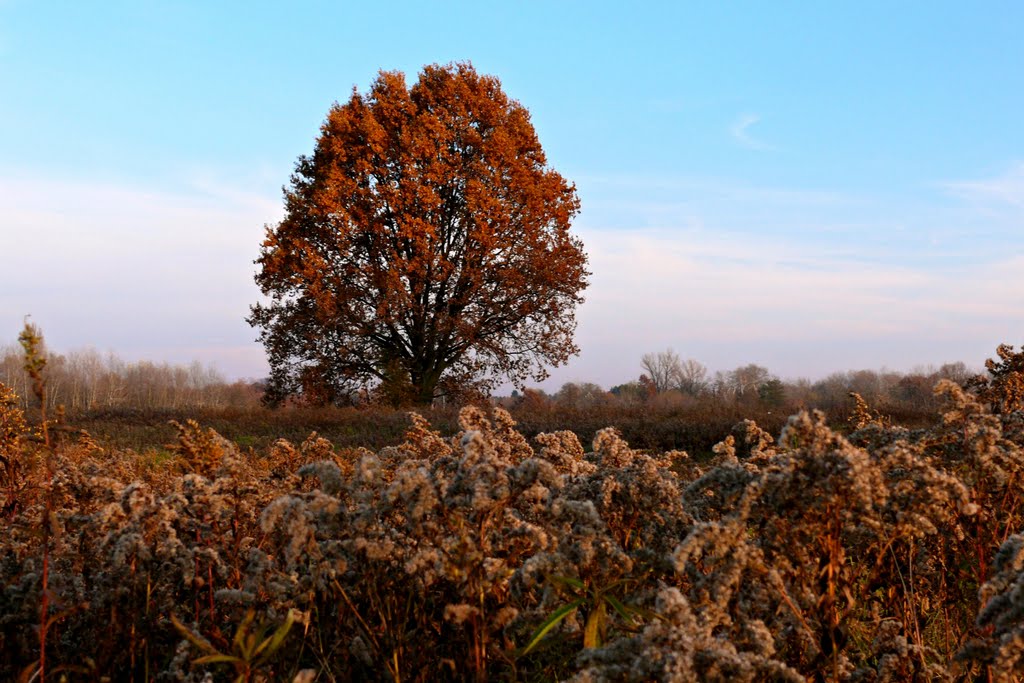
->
xmin=171 ymin=608 xmax=306 ymax=682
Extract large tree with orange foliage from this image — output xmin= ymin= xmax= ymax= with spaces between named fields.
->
xmin=249 ymin=63 xmax=589 ymax=406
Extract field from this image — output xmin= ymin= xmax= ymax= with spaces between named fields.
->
xmin=3 ymin=354 xmax=1024 ymax=683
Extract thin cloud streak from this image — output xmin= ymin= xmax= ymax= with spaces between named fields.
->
xmin=942 ymin=162 xmax=1024 ymax=209
xmin=0 ymin=173 xmax=279 ymax=376
xmin=538 ymin=224 xmax=1024 ymax=390
xmin=729 ymin=113 xmax=777 ymax=151
xmin=574 ymin=171 xmax=1024 ymax=269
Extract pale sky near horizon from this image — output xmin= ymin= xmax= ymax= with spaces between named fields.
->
xmin=2 ymin=2 xmax=1023 ymax=390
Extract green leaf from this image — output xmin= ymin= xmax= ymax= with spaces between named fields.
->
xmin=253 ymin=608 xmax=297 ymax=665
xmin=549 ymin=575 xmax=586 ymax=591
xmin=170 ymin=613 xmax=218 ymax=655
xmin=601 ymin=577 xmax=626 ymax=591
xmin=602 ymin=593 xmax=636 ymax=625
xmin=519 ymin=598 xmax=585 ymax=656
xmin=233 ymin=609 xmax=257 ymax=657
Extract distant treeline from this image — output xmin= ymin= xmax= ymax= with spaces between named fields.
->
xmin=508 ymin=351 xmax=978 ymax=423
xmin=0 ymin=345 xmax=262 ymax=412
xmin=0 ymin=342 xmax=978 ymax=422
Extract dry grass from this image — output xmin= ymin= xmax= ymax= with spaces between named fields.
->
xmin=3 ymin=346 xmax=1024 ymax=681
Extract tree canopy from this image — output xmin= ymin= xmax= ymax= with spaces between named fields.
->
xmin=249 ymin=63 xmax=589 ymax=406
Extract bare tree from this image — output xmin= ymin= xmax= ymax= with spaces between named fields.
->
xmin=729 ymin=364 xmax=772 ymax=401
xmin=676 ymin=358 xmax=709 ymax=396
xmin=938 ymin=361 xmax=972 ymax=385
xmin=710 ymin=370 xmax=734 ymax=401
xmin=641 ymin=349 xmax=683 ymax=394
xmin=0 ymin=343 xmax=257 ymax=411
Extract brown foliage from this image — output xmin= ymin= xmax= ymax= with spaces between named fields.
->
xmin=0 ymin=381 xmax=30 ymax=517
xmin=7 ymin=330 xmax=1024 ymax=680
xmin=968 ymin=343 xmax=1024 ymax=414
xmin=4 ymin=368 xmax=1024 ymax=680
xmin=3 ymin=378 xmax=1023 ymax=681
xmin=249 ymin=62 xmax=589 ymax=407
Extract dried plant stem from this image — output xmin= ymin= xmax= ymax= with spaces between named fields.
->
xmin=20 ymin=322 xmax=52 ymax=682
xmin=333 ymin=580 xmax=390 ymax=676
xmin=769 ymin=571 xmax=818 ymax=654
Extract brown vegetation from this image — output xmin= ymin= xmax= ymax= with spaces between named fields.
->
xmin=0 ymin=344 xmax=969 ymax=460
xmin=3 ymin=340 xmax=1024 ymax=681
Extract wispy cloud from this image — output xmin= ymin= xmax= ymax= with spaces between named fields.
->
xmin=729 ymin=113 xmax=777 ymax=151
xmin=0 ymin=172 xmax=279 ymax=378
xmin=537 ymin=224 xmax=1024 ymax=389
xmin=943 ymin=162 xmax=1024 ymax=209
xmin=571 ymin=169 xmax=1024 ymax=271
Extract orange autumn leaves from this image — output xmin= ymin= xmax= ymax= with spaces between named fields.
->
xmin=251 ymin=63 xmax=588 ymax=406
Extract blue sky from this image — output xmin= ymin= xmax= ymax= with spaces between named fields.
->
xmin=2 ymin=2 xmax=1023 ymax=388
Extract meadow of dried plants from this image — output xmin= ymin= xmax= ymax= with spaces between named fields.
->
xmin=4 ymin=330 xmax=1024 ymax=682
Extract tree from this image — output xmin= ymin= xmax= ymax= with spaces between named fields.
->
xmin=640 ymin=349 xmax=683 ymax=394
xmin=728 ymin=363 xmax=772 ymax=402
xmin=609 ymin=380 xmax=650 ymax=405
xmin=554 ymin=382 xmax=608 ymax=409
xmin=676 ymin=358 xmax=709 ymax=396
xmin=758 ymin=378 xmax=786 ymax=407
xmin=249 ymin=63 xmax=589 ymax=406
xmin=937 ymin=361 xmax=972 ymax=385
xmin=640 ymin=349 xmax=708 ymax=396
